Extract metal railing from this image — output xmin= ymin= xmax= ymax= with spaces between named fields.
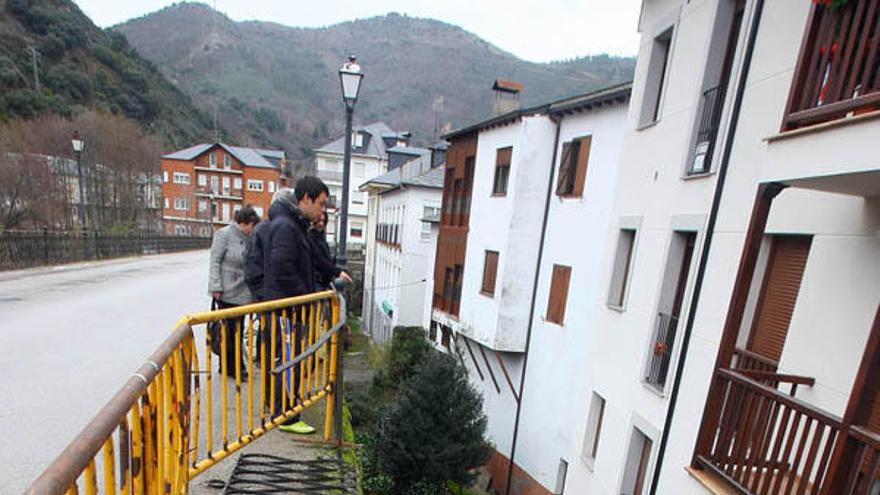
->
xmin=27 ymin=289 xmax=346 ymax=495
xmin=689 ymin=85 xmax=726 ymax=174
xmin=0 ymin=230 xmax=211 ymax=271
xmin=645 ymin=312 xmax=679 ymax=388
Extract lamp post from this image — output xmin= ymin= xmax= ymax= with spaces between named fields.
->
xmin=71 ymin=131 xmax=86 ymax=230
xmin=337 ymin=55 xmax=363 ymax=267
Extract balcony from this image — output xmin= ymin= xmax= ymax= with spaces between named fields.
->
xmin=689 ymin=85 xmax=726 ymax=174
xmin=784 ymin=1 xmax=880 ymax=130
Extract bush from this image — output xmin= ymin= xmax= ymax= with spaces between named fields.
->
xmin=374 ymin=351 xmax=490 ymax=494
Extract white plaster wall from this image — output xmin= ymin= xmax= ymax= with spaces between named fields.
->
xmin=317 ymin=152 xmax=386 ymax=245
xmin=457 ymin=116 xmax=557 ymax=352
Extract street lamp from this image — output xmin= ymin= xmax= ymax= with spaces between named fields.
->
xmin=336 ymin=55 xmax=363 ymax=266
xmin=71 ymin=131 xmax=86 ymax=230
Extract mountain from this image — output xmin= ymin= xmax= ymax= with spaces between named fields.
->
xmin=0 ymin=0 xmax=213 ymax=148
xmin=115 ymin=3 xmax=635 ymax=165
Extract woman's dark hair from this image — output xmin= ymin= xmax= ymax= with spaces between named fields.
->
xmin=235 ymin=204 xmax=260 ymax=225
xmin=295 ymin=175 xmax=330 ymax=202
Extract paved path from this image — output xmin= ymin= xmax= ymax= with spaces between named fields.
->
xmin=0 ymin=251 xmax=213 ymax=494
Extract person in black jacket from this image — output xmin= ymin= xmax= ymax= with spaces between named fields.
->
xmin=262 ymin=176 xmax=329 ymax=434
xmin=310 ymin=211 xmax=352 ymax=288
xmin=244 ymin=189 xmax=296 ymax=302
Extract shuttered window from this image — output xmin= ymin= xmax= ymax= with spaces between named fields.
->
xmin=481 ymin=250 xmax=499 ymax=296
xmin=748 ymin=236 xmax=812 ymax=363
xmin=556 ymin=136 xmax=592 ymax=197
xmin=493 ymin=147 xmax=512 ymax=195
xmin=546 ymin=264 xmax=572 ymax=325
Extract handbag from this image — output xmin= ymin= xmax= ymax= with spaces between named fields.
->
xmin=208 ymin=298 xmax=223 ymax=357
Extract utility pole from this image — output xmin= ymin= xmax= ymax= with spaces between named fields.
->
xmin=27 ymin=46 xmax=41 ymax=92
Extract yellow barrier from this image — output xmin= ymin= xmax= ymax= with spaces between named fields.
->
xmin=27 ymin=289 xmax=346 ymax=495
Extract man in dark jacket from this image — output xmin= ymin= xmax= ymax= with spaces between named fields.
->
xmin=262 ymin=176 xmax=329 ymax=434
xmin=244 ymin=189 xmax=296 ymax=301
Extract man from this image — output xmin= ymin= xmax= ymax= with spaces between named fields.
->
xmin=244 ymin=189 xmax=295 ymax=302
xmin=261 ymin=176 xmax=329 ymax=434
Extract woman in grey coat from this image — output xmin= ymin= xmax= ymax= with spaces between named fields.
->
xmin=209 ymin=205 xmax=260 ymax=377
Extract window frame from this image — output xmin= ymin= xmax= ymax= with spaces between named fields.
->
xmin=480 ymin=250 xmax=500 ymax=296
xmin=173 ymin=197 xmax=190 ymax=211
xmin=492 ymin=147 xmax=512 ymax=196
xmin=247 ymin=179 xmax=264 ymax=192
xmin=546 ymin=264 xmax=572 ymax=325
xmin=608 ymin=226 xmax=638 ymax=311
xmin=209 ymin=152 xmax=217 ymax=168
xmin=556 ymin=136 xmax=592 ymax=198
xmin=582 ymin=392 xmax=606 ymax=469
xmin=172 ymin=172 xmax=190 ymax=185
xmin=638 ymin=25 xmax=675 ymax=128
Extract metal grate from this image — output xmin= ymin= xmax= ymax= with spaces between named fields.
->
xmin=220 ymin=453 xmax=358 ymax=494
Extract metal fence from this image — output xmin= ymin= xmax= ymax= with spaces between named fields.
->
xmin=0 ymin=230 xmax=211 ymax=271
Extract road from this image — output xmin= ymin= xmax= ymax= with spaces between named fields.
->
xmin=0 ymin=250 xmax=211 ymax=494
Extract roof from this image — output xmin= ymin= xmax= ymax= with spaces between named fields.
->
xmin=315 ymin=121 xmax=400 ymax=158
xmin=493 ymin=79 xmax=524 ymax=93
xmin=162 ymin=143 xmax=284 ymax=169
xmin=403 ymin=163 xmax=444 ymax=188
xmin=360 ymin=154 xmax=445 ymax=192
xmin=442 ymin=82 xmax=633 ymax=140
xmin=388 ymin=146 xmax=430 ymax=157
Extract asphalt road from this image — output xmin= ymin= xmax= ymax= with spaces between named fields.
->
xmin=0 ymin=250 xmax=212 ymax=494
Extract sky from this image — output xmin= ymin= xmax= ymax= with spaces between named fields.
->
xmin=73 ymin=0 xmax=642 ymax=63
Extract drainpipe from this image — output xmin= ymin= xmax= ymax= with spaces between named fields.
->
xmin=648 ymin=0 xmax=765 ymax=492
xmin=505 ymin=116 xmax=562 ymax=495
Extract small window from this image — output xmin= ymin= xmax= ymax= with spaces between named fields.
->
xmin=481 ymin=250 xmax=499 ymax=296
xmin=582 ymin=392 xmax=606 ymax=466
xmin=621 ymin=428 xmax=653 ymax=495
xmin=640 ymin=27 xmax=674 ymax=126
xmin=234 ymin=178 xmax=242 ymax=190
xmin=173 ymin=198 xmax=189 ymax=211
xmin=198 ymin=200 xmax=207 ymax=212
xmin=351 ymin=222 xmax=364 ymax=238
xmin=352 ymin=132 xmax=364 ymax=148
xmin=546 ymin=264 xmax=572 ymax=325
xmin=223 ymin=154 xmax=231 ymax=169
xmin=209 ymin=152 xmax=217 ymax=167
xmin=556 ymin=136 xmax=591 ymax=197
xmin=247 ymin=179 xmax=264 ymax=192
xmin=164 ymin=198 xmax=169 ymax=209
xmin=269 ymin=181 xmax=276 ymax=193
xmin=197 ymin=174 xmax=207 ymax=186
xmin=492 ymin=147 xmax=512 ymax=195
xmin=163 ymin=171 xmax=169 ymax=183
xmin=554 ymin=458 xmax=568 ymax=495
xmin=608 ymin=229 xmax=636 ymax=309
xmin=172 ymin=172 xmax=190 ymax=184
xmin=222 ymin=176 xmax=230 ymax=193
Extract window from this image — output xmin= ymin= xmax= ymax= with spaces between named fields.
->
xmin=211 ymin=176 xmax=219 ymax=193
xmin=197 ymin=174 xmax=207 ymax=186
xmin=234 ymin=178 xmax=242 ymax=190
xmin=556 ymin=136 xmax=591 ymax=197
xmin=209 ymin=152 xmax=217 ymax=167
xmin=222 ymin=203 xmax=230 ymax=222
xmin=621 ymin=428 xmax=653 ymax=495
xmin=223 ymin=154 xmax=231 ymax=169
xmin=546 ymin=264 xmax=572 ymax=324
xmin=163 ymin=171 xmax=169 ymax=183
xmin=421 ymin=203 xmax=439 ymax=240
xmin=222 ymin=176 xmax=230 ymax=194
xmin=554 ymin=459 xmax=568 ymax=495
xmin=639 ymin=27 xmax=674 ymax=126
xmin=352 ymin=132 xmax=364 ymax=147
xmin=247 ymin=179 xmax=264 ymax=192
xmin=351 ymin=222 xmax=363 ymax=238
xmin=164 ymin=198 xmax=169 ymax=209
xmin=268 ymin=181 xmax=276 ymax=193
xmin=254 ymin=206 xmax=264 ymax=218
xmin=493 ymin=147 xmax=512 ymax=195
xmin=174 ymin=224 xmax=191 ymax=236
xmin=198 ymin=200 xmax=207 ymax=212
xmin=353 ymin=162 xmax=366 ymax=177
xmin=173 ymin=198 xmax=189 ymax=211
xmin=173 ymin=172 xmax=190 ymax=184
xmin=481 ymin=251 xmax=499 ymax=296
xmin=608 ymin=229 xmax=636 ymax=309
xmin=328 ymin=194 xmax=338 ymax=209
xmin=353 ymin=192 xmax=365 ymax=205
xmin=582 ymin=392 xmax=606 ymax=467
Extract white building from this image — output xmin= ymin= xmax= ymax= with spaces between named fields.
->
xmin=360 ymin=153 xmax=444 ymax=343
xmin=314 ymin=122 xmax=411 ymax=247
xmin=430 ymin=83 xmax=632 ymax=494
xmin=433 ymin=1 xmax=880 ymax=495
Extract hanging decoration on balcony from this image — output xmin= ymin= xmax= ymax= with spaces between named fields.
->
xmin=812 ymin=0 xmax=850 ymax=9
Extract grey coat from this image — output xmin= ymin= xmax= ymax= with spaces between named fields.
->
xmin=208 ymin=224 xmax=253 ymax=305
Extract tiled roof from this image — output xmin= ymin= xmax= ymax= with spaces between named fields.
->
xmin=162 ymin=143 xmax=284 ymax=169
xmin=388 ymin=146 xmax=430 ymax=156
xmin=315 ymin=121 xmax=399 ymax=157
xmin=360 ymin=154 xmax=444 ymax=192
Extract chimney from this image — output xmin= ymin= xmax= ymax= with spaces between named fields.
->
xmin=492 ymin=79 xmax=523 ymax=116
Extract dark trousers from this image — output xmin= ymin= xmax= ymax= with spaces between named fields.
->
xmin=214 ymin=299 xmax=246 ymax=375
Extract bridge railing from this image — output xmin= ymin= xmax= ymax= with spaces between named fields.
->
xmin=27 ymin=289 xmax=346 ymax=495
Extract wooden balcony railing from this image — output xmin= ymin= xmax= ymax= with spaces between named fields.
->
xmin=733 ymin=347 xmax=779 ymax=373
xmin=694 ymin=368 xmax=880 ymax=495
xmin=784 ymin=0 xmax=880 ymax=129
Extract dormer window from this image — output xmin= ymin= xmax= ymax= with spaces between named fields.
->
xmin=352 ymin=132 xmax=364 ymax=148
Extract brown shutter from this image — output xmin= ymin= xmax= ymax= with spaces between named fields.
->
xmin=748 ymin=236 xmax=812 ymax=363
xmin=572 ymin=135 xmax=592 ymax=197
xmin=496 ymin=147 xmax=512 ymax=166
xmin=482 ymin=251 xmax=499 ymax=295
xmin=546 ymin=265 xmax=572 ymax=324
xmin=556 ymin=142 xmax=574 ymax=196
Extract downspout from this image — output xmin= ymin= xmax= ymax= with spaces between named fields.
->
xmin=505 ymin=116 xmax=562 ymax=495
xmin=648 ymin=0 xmax=765 ymax=492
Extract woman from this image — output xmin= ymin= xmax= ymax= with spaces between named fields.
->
xmin=208 ymin=205 xmax=260 ymax=377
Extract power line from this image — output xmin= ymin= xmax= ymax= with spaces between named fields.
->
xmin=362 ymin=278 xmax=427 ymax=292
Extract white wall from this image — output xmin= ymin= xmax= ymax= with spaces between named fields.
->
xmin=316 ymin=151 xmax=386 ymax=245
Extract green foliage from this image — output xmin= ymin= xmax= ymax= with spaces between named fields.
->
xmin=373 ymin=351 xmax=490 ymax=494
xmin=46 ymin=64 xmax=93 ymax=102
xmin=253 ymin=107 xmax=284 ymax=132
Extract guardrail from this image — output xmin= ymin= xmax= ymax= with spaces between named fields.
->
xmin=0 ymin=230 xmax=211 ymax=271
xmin=27 ymin=289 xmax=346 ymax=495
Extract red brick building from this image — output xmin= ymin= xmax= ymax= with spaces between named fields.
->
xmin=160 ymin=143 xmax=285 ymax=236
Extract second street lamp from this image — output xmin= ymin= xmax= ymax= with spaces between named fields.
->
xmin=336 ymin=55 xmax=363 ymax=267
xmin=71 ymin=131 xmax=86 ymax=230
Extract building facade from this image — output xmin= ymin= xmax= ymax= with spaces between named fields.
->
xmin=160 ymin=143 xmax=284 ymax=236
xmin=360 ymin=153 xmax=443 ymax=343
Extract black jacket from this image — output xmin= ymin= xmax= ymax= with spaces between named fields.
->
xmin=244 ymin=201 xmax=286 ymax=300
xmin=309 ymin=229 xmax=341 ymax=288
xmin=261 ymin=201 xmax=316 ymax=300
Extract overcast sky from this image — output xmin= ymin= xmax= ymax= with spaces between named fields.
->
xmin=73 ymin=0 xmax=642 ymax=63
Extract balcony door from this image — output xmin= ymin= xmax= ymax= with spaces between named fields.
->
xmin=747 ymin=235 xmax=812 ymax=363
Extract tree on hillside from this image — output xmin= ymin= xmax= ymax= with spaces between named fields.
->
xmin=374 ymin=350 xmax=490 ymax=494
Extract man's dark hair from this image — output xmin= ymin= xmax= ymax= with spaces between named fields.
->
xmin=234 ymin=204 xmax=260 ymax=225
xmin=295 ymin=176 xmax=329 ymax=202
